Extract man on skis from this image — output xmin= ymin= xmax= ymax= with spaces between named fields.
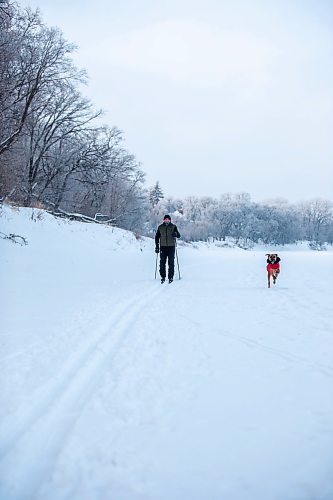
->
xmin=155 ymin=214 xmax=181 ymax=283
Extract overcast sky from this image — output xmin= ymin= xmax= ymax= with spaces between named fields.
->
xmin=19 ymin=0 xmax=333 ymax=202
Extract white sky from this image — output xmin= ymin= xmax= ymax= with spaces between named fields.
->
xmin=19 ymin=0 xmax=333 ymax=202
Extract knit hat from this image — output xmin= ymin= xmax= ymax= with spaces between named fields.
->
xmin=163 ymin=214 xmax=171 ymax=221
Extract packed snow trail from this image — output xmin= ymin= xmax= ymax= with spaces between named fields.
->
xmin=1 ymin=208 xmax=333 ymax=500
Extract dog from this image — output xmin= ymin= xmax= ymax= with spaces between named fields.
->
xmin=266 ymin=253 xmax=281 ymax=288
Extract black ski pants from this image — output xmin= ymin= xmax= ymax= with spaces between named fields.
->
xmin=159 ymin=246 xmax=175 ymax=279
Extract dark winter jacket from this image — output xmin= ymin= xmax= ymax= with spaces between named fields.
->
xmin=155 ymin=223 xmax=180 ymax=247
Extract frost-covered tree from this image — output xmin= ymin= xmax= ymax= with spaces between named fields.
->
xmin=299 ymin=198 xmax=333 ymax=245
xmin=149 ymin=181 xmax=164 ymax=207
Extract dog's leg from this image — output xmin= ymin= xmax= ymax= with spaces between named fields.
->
xmin=267 ymin=271 xmax=271 ymax=288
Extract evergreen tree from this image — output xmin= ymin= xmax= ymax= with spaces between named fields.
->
xmin=149 ymin=181 xmax=164 ymax=207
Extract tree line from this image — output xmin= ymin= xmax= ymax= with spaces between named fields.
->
xmin=1 ymin=2 xmax=332 ymax=248
xmin=147 ymin=187 xmax=333 ymax=249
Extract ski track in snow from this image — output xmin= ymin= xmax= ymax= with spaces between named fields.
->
xmin=0 ymin=284 xmax=162 ymax=500
xmin=35 ymin=279 xmax=216 ymax=500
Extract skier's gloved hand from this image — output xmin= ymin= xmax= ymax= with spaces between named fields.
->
xmin=172 ymin=232 xmax=178 ymax=238
xmin=155 ymin=246 xmax=160 ymax=253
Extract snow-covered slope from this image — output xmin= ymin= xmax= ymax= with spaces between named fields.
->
xmin=1 ymin=205 xmax=333 ymax=500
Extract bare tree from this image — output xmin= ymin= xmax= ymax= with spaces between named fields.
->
xmin=0 ymin=4 xmax=84 ymax=156
xmin=20 ymin=84 xmax=100 ymax=205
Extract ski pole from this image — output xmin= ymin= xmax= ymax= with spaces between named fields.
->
xmin=175 ymin=241 xmax=181 ymax=280
xmin=154 ymin=252 xmax=158 ymax=280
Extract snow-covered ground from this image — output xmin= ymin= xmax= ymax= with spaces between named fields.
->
xmin=1 ymin=205 xmax=333 ymax=500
